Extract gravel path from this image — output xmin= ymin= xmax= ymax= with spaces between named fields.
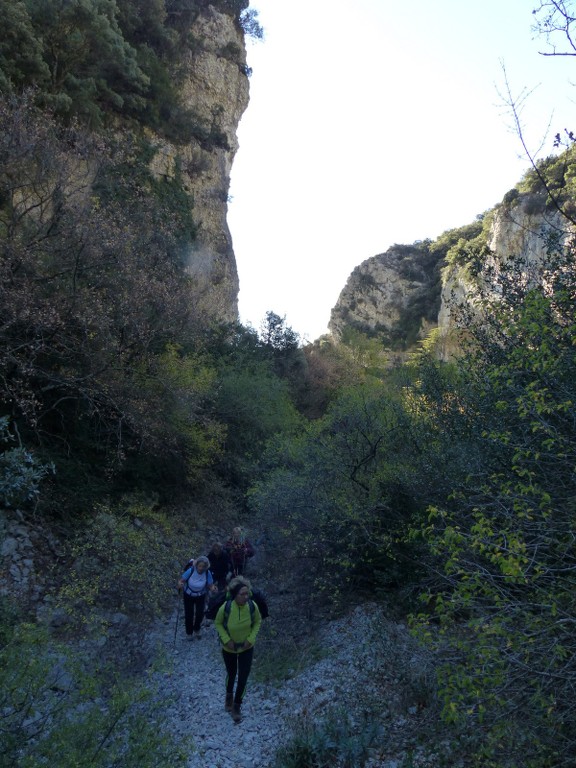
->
xmin=145 ymin=600 xmax=434 ymax=768
xmin=150 ymin=608 xmax=287 ymax=768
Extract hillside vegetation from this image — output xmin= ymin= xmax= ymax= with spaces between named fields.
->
xmin=1 ymin=2 xmax=576 ymax=767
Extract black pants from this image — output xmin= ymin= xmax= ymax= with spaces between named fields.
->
xmin=212 ymin=575 xmax=228 ymax=592
xmin=231 ymin=559 xmax=246 ymax=576
xmin=222 ymin=647 xmax=254 ymax=704
xmin=183 ymin=592 xmax=205 ymax=634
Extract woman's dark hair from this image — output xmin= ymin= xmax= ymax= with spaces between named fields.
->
xmin=229 ymin=577 xmax=251 ymax=599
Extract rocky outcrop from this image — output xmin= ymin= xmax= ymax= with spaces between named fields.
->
xmin=148 ymin=6 xmax=250 ymax=323
xmin=328 ymin=243 xmax=442 ymax=352
xmin=329 ymin=249 xmax=415 ymax=339
xmin=436 ymin=199 xmax=569 ymax=358
xmin=329 ymin=194 xmax=571 ymax=359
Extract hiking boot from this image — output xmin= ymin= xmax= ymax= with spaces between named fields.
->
xmin=225 ymin=694 xmax=233 ymax=712
xmin=231 ymin=703 xmax=242 ymax=723
xmin=194 ymin=629 xmax=202 ymax=639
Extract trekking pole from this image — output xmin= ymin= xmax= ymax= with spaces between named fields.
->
xmin=173 ymin=587 xmax=181 ymax=649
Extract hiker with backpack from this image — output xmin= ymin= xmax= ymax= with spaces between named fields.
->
xmin=178 ymin=555 xmax=217 ymax=640
xmin=224 ymin=526 xmax=255 ymax=576
xmin=214 ymin=576 xmax=262 ymax=723
xmin=205 ymin=578 xmax=269 ymax=623
xmin=207 ymin=541 xmax=232 ymax=592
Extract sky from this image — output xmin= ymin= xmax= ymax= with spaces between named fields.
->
xmin=227 ymin=0 xmax=576 ymax=343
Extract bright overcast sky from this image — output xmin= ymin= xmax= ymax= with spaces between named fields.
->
xmin=227 ymin=0 xmax=576 ymax=343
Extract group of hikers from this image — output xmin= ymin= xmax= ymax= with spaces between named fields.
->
xmin=177 ymin=526 xmax=260 ymax=723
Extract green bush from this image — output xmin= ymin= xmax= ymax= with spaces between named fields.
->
xmin=249 ymin=379 xmax=423 ymax=600
xmin=273 ymin=708 xmax=380 ymax=768
xmin=410 ymin=239 xmax=576 ymax=766
xmin=56 ymin=496 xmax=187 ymax=631
xmin=0 ymin=417 xmax=53 ymax=508
xmin=0 ymin=608 xmax=190 ymax=768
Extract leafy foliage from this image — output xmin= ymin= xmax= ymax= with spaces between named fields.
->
xmin=0 ymin=605 xmax=190 ymax=767
xmin=16 ymin=0 xmax=149 ymax=127
xmin=410 ymin=231 xmax=576 ymax=766
xmin=0 ymin=95 xmax=222 ymax=509
xmin=273 ymin=708 xmax=380 ymax=768
xmin=258 ymin=311 xmax=308 ymax=392
xmin=239 ymin=7 xmax=263 ymax=39
xmin=0 ymin=0 xmax=49 ymax=93
xmin=207 ymin=322 xmax=302 ymax=489
xmin=515 ymin=144 xmax=576 ymax=209
xmin=0 ymin=417 xmax=53 ymax=508
xmin=295 ymin=336 xmax=380 ymax=419
xmin=0 ymin=0 xmax=256 ymax=141
xmin=56 ymin=495 xmax=186 ymax=627
xmin=250 ymin=179 xmax=576 ymax=765
xmin=250 ymin=379 xmax=421 ymax=597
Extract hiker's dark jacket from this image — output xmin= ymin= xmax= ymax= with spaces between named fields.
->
xmin=208 ymin=550 xmax=232 ymax=581
xmin=225 ymin=538 xmax=255 ymax=568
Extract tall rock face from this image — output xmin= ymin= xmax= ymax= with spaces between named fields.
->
xmin=436 ymin=199 xmax=567 ymax=359
xmin=148 ymin=5 xmax=250 ymax=323
xmin=329 ymin=193 xmax=571 ymax=359
xmin=328 ymin=242 xmax=444 ymax=352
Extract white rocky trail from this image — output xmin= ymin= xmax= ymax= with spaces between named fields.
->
xmin=147 ymin=600 xmax=429 ymax=768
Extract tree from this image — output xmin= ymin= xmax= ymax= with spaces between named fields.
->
xmin=205 ymin=323 xmax=302 ymax=489
xmin=532 ymin=1 xmax=576 ymax=57
xmin=0 ymin=94 xmax=220 ymax=508
xmin=259 ymin=311 xmax=300 ymax=352
xmin=250 ymin=379 xmax=419 ymax=595
xmin=0 ymin=0 xmax=199 ymax=140
xmin=258 ymin=311 xmax=308 ymax=394
xmin=239 ymin=7 xmax=263 ymax=40
xmin=0 ymin=0 xmax=49 ymax=93
xmin=0 ymin=416 xmax=53 ymax=508
xmin=20 ymin=0 xmax=150 ymax=127
xmin=411 ymin=229 xmax=576 ymax=766
xmin=295 ymin=340 xmax=360 ymax=419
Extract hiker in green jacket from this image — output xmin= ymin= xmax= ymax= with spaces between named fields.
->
xmin=214 ymin=576 xmax=262 ymax=723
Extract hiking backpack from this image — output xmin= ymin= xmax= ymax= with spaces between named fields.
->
xmin=250 ymin=588 xmax=269 ymax=619
xmin=223 ymin=598 xmax=256 ymax=631
xmin=205 ymin=587 xmax=269 ymax=621
xmin=182 ymin=560 xmax=210 ymax=595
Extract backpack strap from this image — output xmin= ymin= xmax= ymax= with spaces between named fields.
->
xmin=184 ymin=567 xmax=208 ymax=596
xmin=223 ymin=599 xmax=232 ymax=632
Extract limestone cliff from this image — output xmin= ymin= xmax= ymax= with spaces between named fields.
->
xmin=328 ymin=243 xmax=442 ymax=352
xmin=329 ymin=189 xmax=572 ymax=359
xmin=436 ymin=198 xmax=568 ymax=359
xmin=148 ymin=5 xmax=250 ymax=323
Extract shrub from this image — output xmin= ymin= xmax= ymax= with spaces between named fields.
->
xmin=0 ymin=616 xmax=190 ymax=767
xmin=411 ymin=238 xmax=576 ymax=766
xmin=0 ymin=416 xmax=53 ymax=509
xmin=273 ymin=708 xmax=380 ymax=768
xmin=56 ymin=496 xmax=188 ymax=631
